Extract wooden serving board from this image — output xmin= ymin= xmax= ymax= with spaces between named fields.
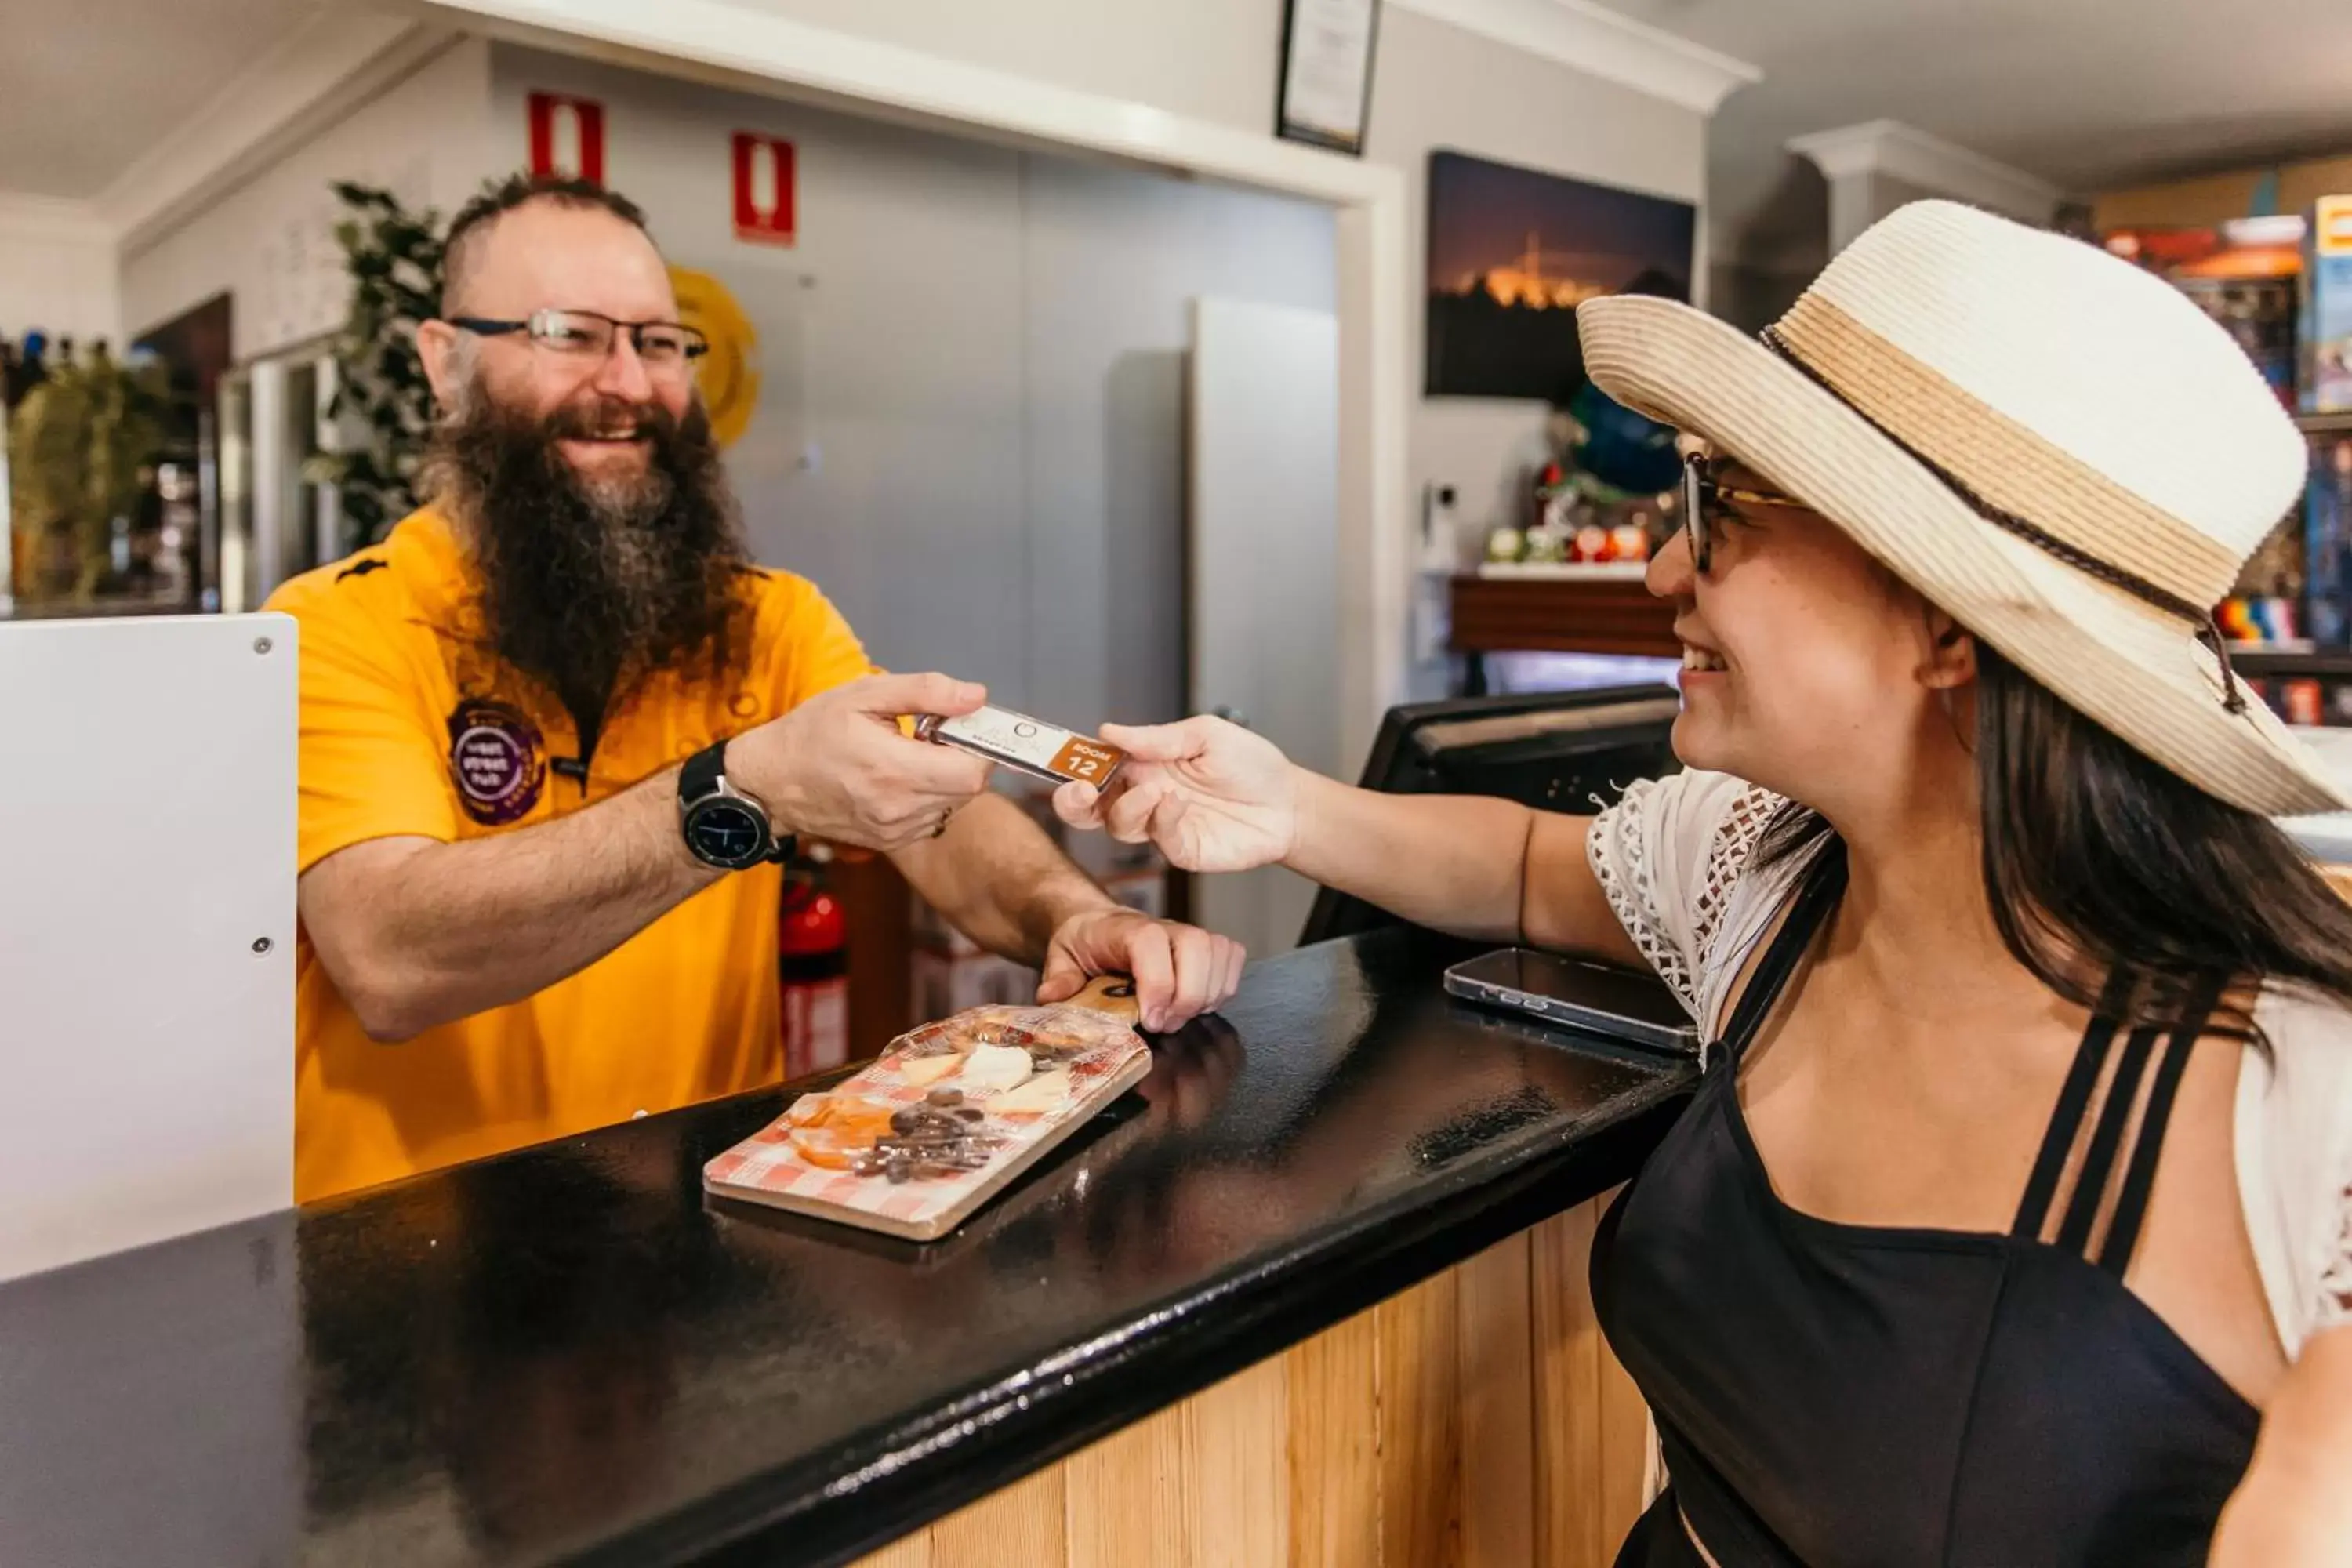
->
xmin=702 ymin=975 xmax=1152 ymax=1242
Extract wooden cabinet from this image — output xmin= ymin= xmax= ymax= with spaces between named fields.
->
xmin=1448 ymin=574 xmax=1678 ymax=662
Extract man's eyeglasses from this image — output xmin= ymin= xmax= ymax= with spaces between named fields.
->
xmin=449 ymin=309 xmax=710 ymax=375
xmin=1676 ymin=452 xmax=1807 ymax=573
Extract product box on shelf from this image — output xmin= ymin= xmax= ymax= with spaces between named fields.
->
xmin=2245 ymin=673 xmax=2352 ymax=728
xmin=2225 ymin=503 xmax=2307 ymax=648
xmin=2112 ymin=217 xmax=2303 ymax=410
xmin=2103 ymin=226 xmax=2225 ymax=274
xmin=2307 ymin=434 xmax=2352 ymax=646
xmin=2303 ymin=198 xmax=2352 ymax=413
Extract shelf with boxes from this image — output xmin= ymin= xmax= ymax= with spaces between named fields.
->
xmin=2102 ymin=193 xmax=2352 ymax=712
xmin=2223 ymin=645 xmax=2352 ymax=727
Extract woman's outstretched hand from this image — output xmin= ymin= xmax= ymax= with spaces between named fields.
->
xmin=1054 ymin=717 xmax=1300 ymax=874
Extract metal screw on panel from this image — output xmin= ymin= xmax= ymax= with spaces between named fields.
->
xmin=252 ymin=637 xmax=273 ymax=655
xmin=252 ymin=937 xmax=274 ymax=955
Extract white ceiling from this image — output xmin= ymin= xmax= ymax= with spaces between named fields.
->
xmin=1586 ymin=0 xmax=2352 ymax=262
xmin=12 ymin=0 xmax=2352 ymax=265
xmin=0 ymin=0 xmax=329 ymax=199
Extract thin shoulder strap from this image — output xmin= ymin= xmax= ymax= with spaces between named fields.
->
xmin=2054 ymin=1022 xmax=2161 ymax=1255
xmin=2013 ymin=966 xmax=2136 ymax=1240
xmin=2012 ymin=969 xmax=2228 ymax=1267
xmin=2092 ymin=972 xmax=2227 ymax=1276
xmin=1717 ymin=840 xmax=1846 ymax=1059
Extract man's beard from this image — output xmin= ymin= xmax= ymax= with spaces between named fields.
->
xmin=423 ymin=385 xmax=750 ymax=745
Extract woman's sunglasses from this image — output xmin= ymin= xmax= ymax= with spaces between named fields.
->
xmin=1676 ymin=452 xmax=1808 ymax=572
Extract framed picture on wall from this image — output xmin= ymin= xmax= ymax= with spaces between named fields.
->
xmin=1276 ymin=0 xmax=1381 ymax=156
xmin=1425 ymin=150 xmax=1697 ymax=400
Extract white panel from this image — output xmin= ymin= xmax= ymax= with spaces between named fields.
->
xmin=248 ymin=357 xmax=289 ymax=603
xmin=1189 ymin=298 xmax=1341 ymax=958
xmin=0 ymin=613 xmax=296 ymax=1281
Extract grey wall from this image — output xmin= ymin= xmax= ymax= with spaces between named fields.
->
xmin=1870 ymin=172 xmax=1946 ymax=224
xmin=1707 ymin=147 xmax=1828 ymax=334
xmin=1363 ymin=7 xmax=1708 ymax=698
xmin=1707 ymin=260 xmax=1813 ymax=334
xmin=1018 ymin=159 xmax=1336 ymax=731
xmin=715 ymin=2 xmax=1713 ymax=708
xmin=490 ymin=45 xmax=1336 ymax=734
xmin=122 ymin=38 xmax=495 ymax=358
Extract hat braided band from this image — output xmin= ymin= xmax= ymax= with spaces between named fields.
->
xmin=1756 ymin=325 xmax=2246 ymax=715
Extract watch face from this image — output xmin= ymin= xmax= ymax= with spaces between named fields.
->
xmin=687 ymin=798 xmax=768 ymax=868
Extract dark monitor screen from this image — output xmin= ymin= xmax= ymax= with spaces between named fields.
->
xmin=1298 ymin=684 xmax=1682 ymax=946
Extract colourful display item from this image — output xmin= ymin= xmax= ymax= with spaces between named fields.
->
xmin=2307 ymin=436 xmax=2352 ymax=647
xmin=2218 ymin=597 xmax=2301 ymax=646
xmin=2103 ymin=226 xmax=2224 ymax=274
xmin=2302 ymin=198 xmax=2352 ymax=415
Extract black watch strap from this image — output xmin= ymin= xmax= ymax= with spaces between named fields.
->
xmin=681 ymin=739 xmax=728 ymax=804
xmin=680 ymin=739 xmax=795 ymax=867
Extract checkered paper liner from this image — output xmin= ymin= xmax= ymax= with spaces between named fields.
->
xmin=702 ymin=1003 xmax=1148 ymax=1231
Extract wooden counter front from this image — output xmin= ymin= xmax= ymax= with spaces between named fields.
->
xmin=851 ymin=1194 xmax=1648 ymax=1568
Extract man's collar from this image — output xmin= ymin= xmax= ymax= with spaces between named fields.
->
xmin=387 ymin=506 xmax=489 ymax=638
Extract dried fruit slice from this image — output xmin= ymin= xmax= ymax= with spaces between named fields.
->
xmin=789 ymin=1128 xmax=858 ymax=1169
xmin=785 ymin=1092 xmax=833 ymax=1127
xmin=825 ymin=1097 xmax=899 ymax=1141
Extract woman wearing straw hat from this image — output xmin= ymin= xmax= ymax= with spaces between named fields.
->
xmin=1060 ymin=201 xmax=2352 ymax=1564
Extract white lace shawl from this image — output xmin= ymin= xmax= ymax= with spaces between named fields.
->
xmin=1586 ymin=768 xmax=2352 ymax=1355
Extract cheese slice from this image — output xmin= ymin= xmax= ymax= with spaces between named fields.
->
xmin=961 ymin=1044 xmax=1034 ymax=1092
xmin=992 ymin=1067 xmax=1073 ymax=1115
xmin=899 ymin=1052 xmax=967 ymax=1087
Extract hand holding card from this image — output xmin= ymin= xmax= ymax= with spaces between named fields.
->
xmin=916 ymin=703 xmax=1126 ymax=789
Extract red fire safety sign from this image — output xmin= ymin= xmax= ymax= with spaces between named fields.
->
xmin=528 ymin=92 xmax=606 ymax=184
xmin=732 ymin=132 xmax=797 ymax=246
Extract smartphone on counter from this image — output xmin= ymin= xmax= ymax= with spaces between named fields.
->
xmin=1443 ymin=948 xmax=1698 ymax=1054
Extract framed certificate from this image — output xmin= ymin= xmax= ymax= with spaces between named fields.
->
xmin=1277 ymin=0 xmax=1382 ymax=156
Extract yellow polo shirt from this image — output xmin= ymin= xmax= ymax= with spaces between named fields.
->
xmin=267 ymin=509 xmax=874 ymax=1203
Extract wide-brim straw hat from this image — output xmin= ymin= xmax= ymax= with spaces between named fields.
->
xmin=1578 ymin=199 xmax=2347 ymax=817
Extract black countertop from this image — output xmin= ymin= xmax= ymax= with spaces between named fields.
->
xmin=0 ymin=929 xmax=1692 ymax=1568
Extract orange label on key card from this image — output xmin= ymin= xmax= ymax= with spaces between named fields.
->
xmin=1049 ymin=738 xmax=1123 ymax=786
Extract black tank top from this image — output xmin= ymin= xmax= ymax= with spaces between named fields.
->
xmin=1591 ymin=843 xmax=2261 ymax=1566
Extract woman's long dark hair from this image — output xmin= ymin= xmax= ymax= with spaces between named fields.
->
xmin=1756 ymin=641 xmax=2352 ymax=1032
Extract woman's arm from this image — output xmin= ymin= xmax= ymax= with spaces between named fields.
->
xmin=2209 ymin=1321 xmax=2352 ymax=1566
xmin=1289 ymin=771 xmax=1639 ymax=960
xmin=1061 ymin=717 xmax=1642 ymax=964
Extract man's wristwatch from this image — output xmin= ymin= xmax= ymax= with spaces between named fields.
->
xmin=678 ymin=739 xmax=793 ymax=870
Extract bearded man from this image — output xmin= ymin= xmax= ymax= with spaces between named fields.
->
xmin=269 ymin=174 xmax=1240 ymax=1203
